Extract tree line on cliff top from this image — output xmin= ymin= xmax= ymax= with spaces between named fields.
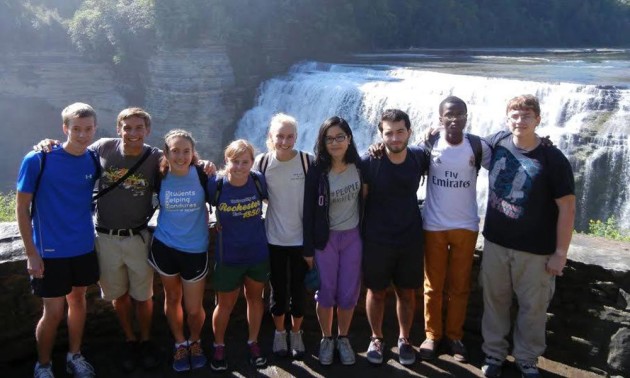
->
xmin=2 ymin=0 xmax=629 ymax=60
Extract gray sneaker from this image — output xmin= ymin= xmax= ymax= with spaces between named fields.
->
xmin=318 ymin=337 xmax=334 ymax=365
xmin=336 ymin=337 xmax=356 ymax=365
xmin=290 ymin=330 xmax=305 ymax=359
xmin=397 ymin=337 xmax=416 ymax=366
xmin=366 ymin=337 xmax=384 ymax=365
xmin=66 ymin=354 xmax=95 ymax=378
xmin=272 ymin=331 xmax=288 ymax=357
xmin=34 ymin=362 xmax=54 ymax=378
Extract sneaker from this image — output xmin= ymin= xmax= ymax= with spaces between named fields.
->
xmin=248 ymin=341 xmax=267 ymax=368
xmin=366 ymin=337 xmax=384 ymax=365
xmin=172 ymin=344 xmax=190 ymax=372
xmin=290 ymin=330 xmax=306 ymax=359
xmin=66 ymin=354 xmax=95 ymax=378
xmin=516 ymin=361 xmax=541 ymax=378
xmin=121 ymin=341 xmax=139 ymax=372
xmin=318 ymin=337 xmax=334 ymax=366
xmin=419 ymin=338 xmax=438 ymax=360
xmin=336 ymin=336 xmax=356 ymax=365
xmin=189 ymin=340 xmax=207 ymax=369
xmin=273 ymin=330 xmax=288 ymax=357
xmin=34 ymin=362 xmax=54 ymax=378
xmin=210 ymin=345 xmax=227 ymax=372
xmin=481 ymin=355 xmax=504 ymax=378
xmin=397 ymin=337 xmax=416 ymax=366
xmin=448 ymin=339 xmax=468 ymax=363
xmin=139 ymin=340 xmax=160 ymax=370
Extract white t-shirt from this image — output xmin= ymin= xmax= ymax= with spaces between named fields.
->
xmin=256 ymin=151 xmax=310 ymax=246
xmin=423 ymin=135 xmax=491 ymax=232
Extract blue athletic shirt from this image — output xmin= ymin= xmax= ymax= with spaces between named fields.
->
xmin=207 ymin=172 xmax=269 ymax=265
xmin=154 ymin=166 xmax=209 ymax=253
xmin=16 ymin=147 xmax=98 ymax=258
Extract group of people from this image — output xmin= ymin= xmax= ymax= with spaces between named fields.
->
xmin=17 ymin=93 xmax=575 ymax=378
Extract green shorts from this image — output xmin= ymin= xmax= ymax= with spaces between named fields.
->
xmin=213 ymin=260 xmax=269 ymax=292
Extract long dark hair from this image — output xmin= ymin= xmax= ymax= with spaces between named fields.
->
xmin=313 ymin=116 xmax=360 ymax=171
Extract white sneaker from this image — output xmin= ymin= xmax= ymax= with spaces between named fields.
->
xmin=34 ymin=362 xmax=54 ymax=378
xmin=319 ymin=337 xmax=334 ymax=365
xmin=272 ymin=330 xmax=288 ymax=357
xmin=290 ymin=330 xmax=305 ymax=359
xmin=336 ymin=336 xmax=356 ymax=365
xmin=66 ymin=354 xmax=95 ymax=378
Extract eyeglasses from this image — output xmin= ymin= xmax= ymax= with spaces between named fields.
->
xmin=507 ymin=114 xmax=536 ymax=123
xmin=325 ymin=135 xmax=348 ymax=144
xmin=442 ymin=114 xmax=468 ymax=122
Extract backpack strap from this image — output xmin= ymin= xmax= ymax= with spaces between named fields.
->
xmin=212 ymin=176 xmax=224 ymax=207
xmin=299 ymin=151 xmax=310 ymax=175
xmin=259 ymin=152 xmax=271 ymax=175
xmin=195 ymin=165 xmax=210 ymax=204
xmin=465 ymin=133 xmax=483 ymax=174
xmin=93 ymin=147 xmax=151 ymax=201
xmin=250 ymin=171 xmax=267 ymax=201
xmin=31 ymin=152 xmax=47 ymax=218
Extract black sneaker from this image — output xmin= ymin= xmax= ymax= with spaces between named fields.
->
xmin=210 ymin=345 xmax=228 ymax=372
xmin=248 ymin=341 xmax=267 ymax=368
xmin=139 ymin=340 xmax=160 ymax=370
xmin=121 ymin=341 xmax=139 ymax=372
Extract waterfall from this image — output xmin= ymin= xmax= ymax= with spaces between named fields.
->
xmin=235 ymin=60 xmax=630 ymax=231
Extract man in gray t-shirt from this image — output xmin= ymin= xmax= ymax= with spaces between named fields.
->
xmin=89 ymin=108 xmax=162 ymax=372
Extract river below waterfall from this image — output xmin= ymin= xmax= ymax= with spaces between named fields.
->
xmin=235 ymin=48 xmax=630 ymax=232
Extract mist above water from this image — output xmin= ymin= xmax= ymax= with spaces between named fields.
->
xmin=236 ymin=48 xmax=630 ymax=231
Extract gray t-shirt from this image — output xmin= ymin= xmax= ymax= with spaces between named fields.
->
xmin=328 ymin=163 xmax=360 ymax=231
xmin=90 ymin=138 xmax=162 ymax=229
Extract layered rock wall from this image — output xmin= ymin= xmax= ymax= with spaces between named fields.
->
xmin=144 ymin=44 xmax=237 ymax=164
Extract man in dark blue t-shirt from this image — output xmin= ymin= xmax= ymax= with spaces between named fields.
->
xmin=360 ymin=109 xmax=428 ymax=366
xmin=480 ymin=95 xmax=575 ymax=378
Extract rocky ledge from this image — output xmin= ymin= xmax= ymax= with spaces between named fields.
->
xmin=1 ymin=223 xmax=628 ymax=377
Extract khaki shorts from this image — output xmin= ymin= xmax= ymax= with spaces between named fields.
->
xmin=95 ymin=229 xmax=154 ymax=301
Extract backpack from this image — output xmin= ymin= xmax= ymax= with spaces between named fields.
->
xmin=31 ymin=150 xmax=101 ymax=218
xmin=211 ymin=172 xmax=267 ymax=207
xmin=256 ymin=151 xmax=311 ymax=176
xmin=154 ymin=165 xmax=210 ymax=205
xmin=424 ymin=132 xmax=483 ymax=175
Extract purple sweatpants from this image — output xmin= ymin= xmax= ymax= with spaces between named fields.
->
xmin=314 ymin=227 xmax=362 ymax=309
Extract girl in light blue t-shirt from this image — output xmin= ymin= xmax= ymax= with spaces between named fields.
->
xmin=148 ymin=129 xmax=209 ymax=372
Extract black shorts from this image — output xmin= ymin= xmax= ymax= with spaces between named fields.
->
xmin=149 ymin=238 xmax=209 ymax=282
xmin=362 ymin=241 xmax=424 ymax=291
xmin=31 ymin=251 xmax=99 ymax=298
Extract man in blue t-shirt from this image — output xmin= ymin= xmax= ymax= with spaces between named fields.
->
xmin=480 ymin=95 xmax=576 ymax=378
xmin=16 ymin=103 xmax=100 ymax=378
xmin=360 ymin=109 xmax=429 ymax=366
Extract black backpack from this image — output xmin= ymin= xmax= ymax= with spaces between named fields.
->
xmin=211 ymin=172 xmax=267 ymax=207
xmin=154 ymin=165 xmax=210 ymax=205
xmin=31 ymin=150 xmax=101 ymax=218
xmin=424 ymin=132 xmax=483 ymax=175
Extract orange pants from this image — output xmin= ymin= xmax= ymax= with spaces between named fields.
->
xmin=423 ymin=229 xmax=478 ymax=341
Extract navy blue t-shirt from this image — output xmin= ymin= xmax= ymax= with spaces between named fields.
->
xmin=483 ymin=132 xmax=574 ymax=254
xmin=207 ymin=172 xmax=269 ymax=265
xmin=361 ymin=146 xmax=428 ymax=246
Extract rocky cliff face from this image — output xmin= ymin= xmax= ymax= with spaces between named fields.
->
xmin=144 ymin=44 xmax=237 ymax=164
xmin=0 ymin=51 xmax=127 ymax=192
xmin=0 ymin=45 xmax=241 ymax=191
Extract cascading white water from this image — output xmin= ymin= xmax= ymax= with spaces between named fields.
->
xmin=235 ymin=59 xmax=630 ymax=231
